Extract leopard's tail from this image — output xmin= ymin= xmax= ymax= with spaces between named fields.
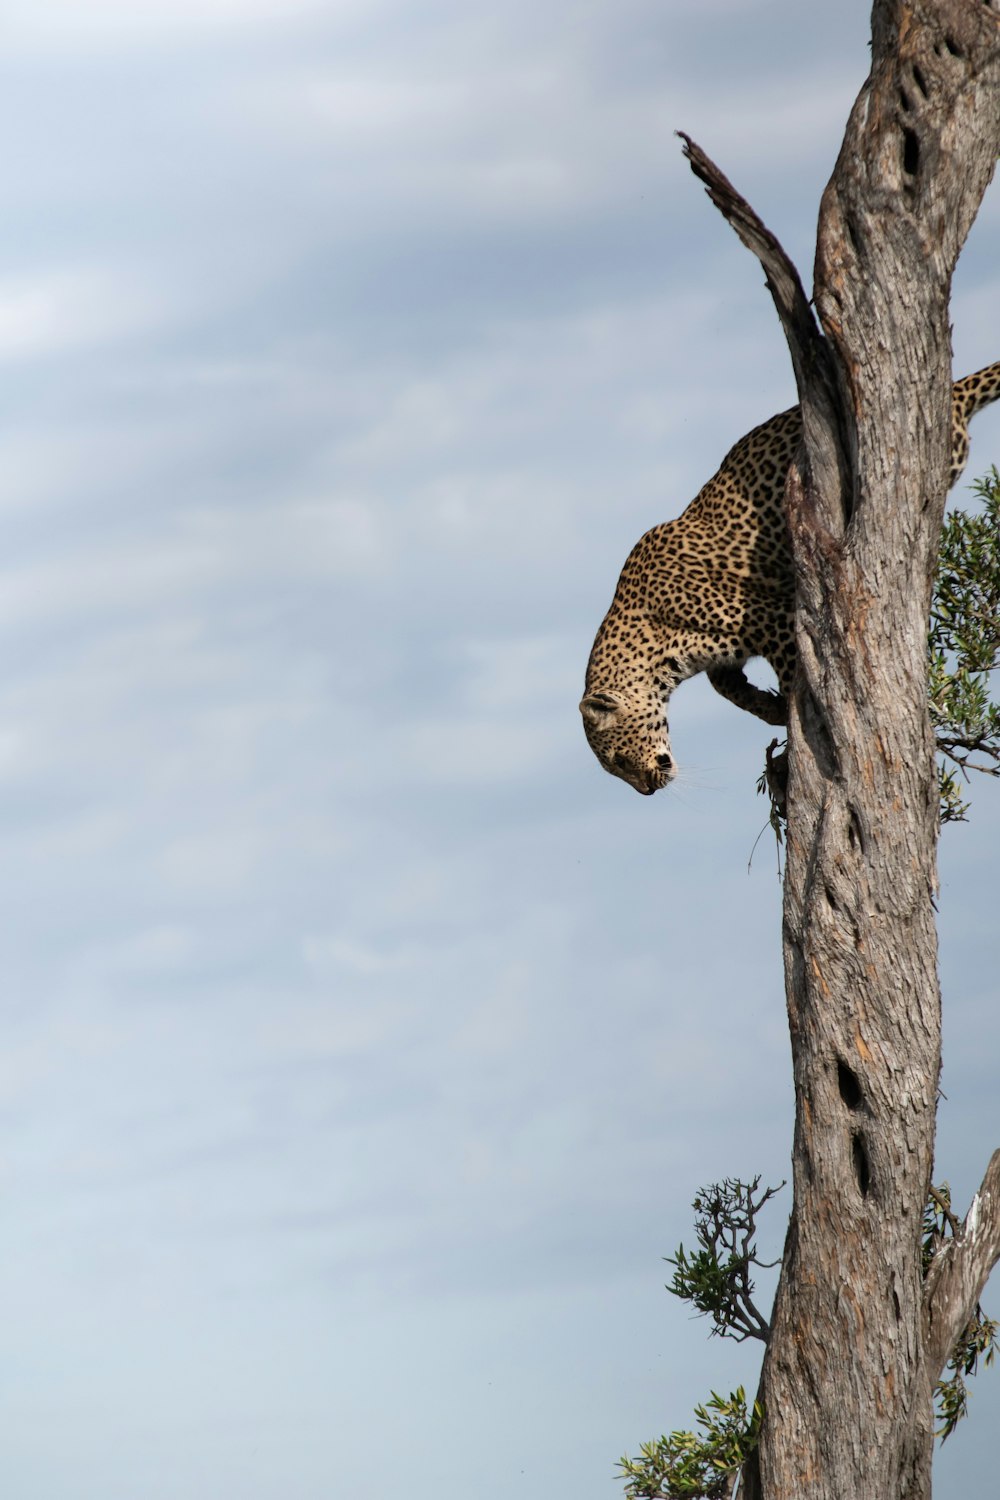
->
xmin=950 ymin=361 xmax=1000 ymax=485
xmin=954 ymin=361 xmax=1000 ymax=421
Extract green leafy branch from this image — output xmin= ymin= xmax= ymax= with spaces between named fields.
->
xmin=665 ymin=1177 xmax=783 ymax=1344
xmin=617 ymin=1388 xmax=763 ymax=1500
xmin=929 ymin=468 xmax=1000 ymax=823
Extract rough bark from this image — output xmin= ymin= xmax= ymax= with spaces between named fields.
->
xmin=685 ymin=3 xmax=1000 ymax=1497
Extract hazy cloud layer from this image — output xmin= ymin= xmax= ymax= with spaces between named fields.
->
xmin=2 ymin=2 xmax=999 ymax=1497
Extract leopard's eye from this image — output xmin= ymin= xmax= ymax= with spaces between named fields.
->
xmin=613 ymin=752 xmax=631 ymax=772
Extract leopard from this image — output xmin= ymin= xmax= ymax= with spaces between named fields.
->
xmin=580 ymin=362 xmax=1000 ymax=796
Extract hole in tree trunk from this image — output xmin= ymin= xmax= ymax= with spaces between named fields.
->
xmin=838 ymin=1059 xmax=864 ymax=1110
xmin=902 ymin=127 xmax=920 ymax=178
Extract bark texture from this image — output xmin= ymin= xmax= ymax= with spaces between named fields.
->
xmin=770 ymin=5 xmax=1000 ymax=1497
xmin=688 ymin=3 xmax=1000 ymax=1496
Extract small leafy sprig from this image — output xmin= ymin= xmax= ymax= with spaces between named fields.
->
xmin=617 ymin=1388 xmax=763 ymax=1500
xmin=664 ymin=1177 xmax=783 ymax=1344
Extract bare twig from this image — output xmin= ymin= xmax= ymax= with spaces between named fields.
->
xmin=928 ymin=1185 xmax=963 ymax=1240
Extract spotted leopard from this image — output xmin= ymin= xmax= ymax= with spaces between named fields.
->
xmin=581 ymin=363 xmax=1000 ymax=796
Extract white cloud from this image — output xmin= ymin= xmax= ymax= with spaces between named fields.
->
xmin=302 ymin=934 xmax=415 ymax=978
xmin=403 ymin=714 xmax=563 ymax=786
xmin=0 ymin=267 xmax=173 ymax=362
xmin=3 ymin=0 xmax=339 ymax=54
xmin=462 ymin=634 xmax=580 ymax=711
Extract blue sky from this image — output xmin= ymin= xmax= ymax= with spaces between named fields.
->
xmin=2 ymin=2 xmax=999 ymax=1497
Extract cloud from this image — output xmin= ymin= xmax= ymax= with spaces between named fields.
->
xmin=3 ymin=1 xmax=1000 ymax=1495
xmin=0 ymin=266 xmax=176 ymax=363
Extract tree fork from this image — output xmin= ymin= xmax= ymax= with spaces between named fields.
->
xmin=683 ymin=3 xmax=1000 ymax=1496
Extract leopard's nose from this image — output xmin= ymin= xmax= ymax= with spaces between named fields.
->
xmin=656 ymin=752 xmax=674 ymax=771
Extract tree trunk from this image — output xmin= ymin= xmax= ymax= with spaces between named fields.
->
xmin=763 ymin=5 xmax=1000 ymax=1497
xmin=688 ymin=4 xmax=1000 ymax=1496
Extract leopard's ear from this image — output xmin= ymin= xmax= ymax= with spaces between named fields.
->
xmin=579 ymin=690 xmax=623 ymax=728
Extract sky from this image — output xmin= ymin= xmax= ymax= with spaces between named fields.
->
xmin=1 ymin=2 xmax=999 ymax=1497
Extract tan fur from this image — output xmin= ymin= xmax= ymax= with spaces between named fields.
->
xmin=581 ymin=364 xmax=1000 ymax=795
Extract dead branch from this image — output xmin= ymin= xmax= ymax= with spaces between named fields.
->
xmin=925 ymin=1149 xmax=1000 ymax=1379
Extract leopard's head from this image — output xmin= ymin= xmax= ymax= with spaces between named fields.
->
xmin=579 ymin=687 xmax=675 ymax=796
